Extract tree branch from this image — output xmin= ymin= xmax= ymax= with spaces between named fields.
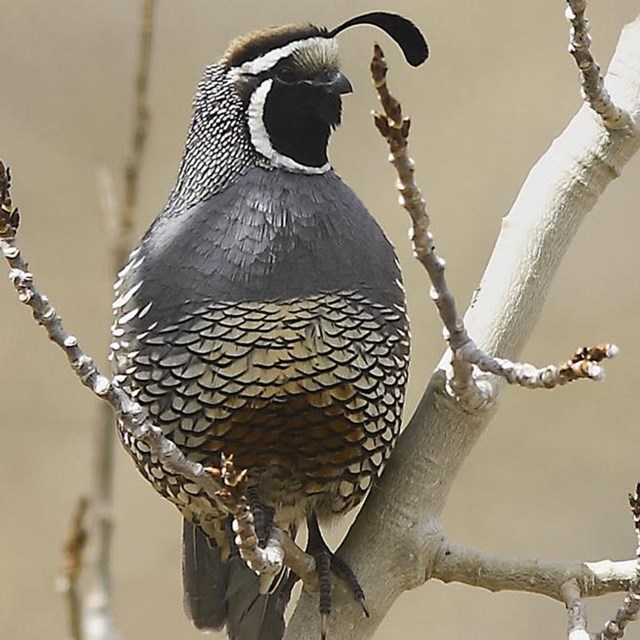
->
xmin=0 ymin=167 xmax=221 ymax=511
xmin=370 ymin=43 xmax=481 ymax=408
xmin=370 ymin=45 xmax=617 ymax=412
xmin=597 ymin=486 xmax=640 ymax=640
xmin=432 ymin=541 xmax=635 ymax=601
xmin=566 ymin=0 xmax=631 ymax=130
xmin=0 ymin=160 xmax=315 ymax=606
xmin=58 ymin=497 xmax=90 ymax=640
xmin=84 ymin=4 xmax=157 ymax=639
xmin=285 ymin=11 xmax=640 ymax=640
xmin=562 ymin=580 xmax=593 ymax=640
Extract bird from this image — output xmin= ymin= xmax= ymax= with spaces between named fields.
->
xmin=110 ymin=11 xmax=428 ymax=640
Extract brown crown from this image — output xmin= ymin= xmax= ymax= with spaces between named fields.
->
xmin=223 ymin=23 xmax=327 ymax=68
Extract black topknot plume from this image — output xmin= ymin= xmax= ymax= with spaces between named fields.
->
xmin=328 ymin=11 xmax=429 ymax=67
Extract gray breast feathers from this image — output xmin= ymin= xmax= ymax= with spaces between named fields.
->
xmin=120 ymin=167 xmax=404 ymax=325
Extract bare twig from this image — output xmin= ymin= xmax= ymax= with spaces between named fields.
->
xmin=59 ymin=497 xmax=90 ymax=640
xmin=598 ymin=485 xmax=640 ymax=640
xmin=110 ymin=0 xmax=156 ymax=268
xmin=277 ymin=530 xmax=319 ymax=590
xmin=0 ymin=160 xmax=226 ymax=544
xmin=1 ymin=161 xmax=317 ymax=601
xmin=86 ymin=3 xmax=157 ymax=638
xmin=467 ymin=343 xmax=619 ymax=389
xmin=370 ymin=44 xmax=482 ymax=407
xmin=565 ymin=0 xmax=631 ymax=130
xmin=562 ymin=579 xmax=593 ymax=640
xmin=370 ymin=45 xmax=617 ymax=410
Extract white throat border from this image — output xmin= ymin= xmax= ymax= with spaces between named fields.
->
xmin=246 ymin=78 xmax=331 ymax=175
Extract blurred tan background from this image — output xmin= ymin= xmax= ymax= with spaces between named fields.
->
xmin=1 ymin=1 xmax=640 ymax=638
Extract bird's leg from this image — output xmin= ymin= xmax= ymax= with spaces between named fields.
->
xmin=246 ymin=485 xmax=275 ymax=548
xmin=306 ymin=513 xmax=369 ymax=639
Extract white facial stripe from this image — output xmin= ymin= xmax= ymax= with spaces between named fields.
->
xmin=238 ymin=36 xmax=330 ymax=75
xmin=247 ymin=78 xmax=331 ymax=175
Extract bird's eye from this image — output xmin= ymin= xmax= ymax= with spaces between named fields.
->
xmin=276 ymin=66 xmax=296 ymax=83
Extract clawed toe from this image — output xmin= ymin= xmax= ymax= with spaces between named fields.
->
xmin=329 ymin=554 xmax=369 ymax=618
xmin=307 ymin=514 xmax=368 ymax=639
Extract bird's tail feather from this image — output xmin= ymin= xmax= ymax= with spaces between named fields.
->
xmin=182 ymin=518 xmax=290 ymax=640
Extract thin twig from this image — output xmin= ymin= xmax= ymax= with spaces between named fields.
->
xmin=59 ymin=497 xmax=89 ymax=640
xmin=0 ymin=161 xmax=315 ymax=594
xmin=0 ymin=161 xmax=224 ymax=541
xmin=370 ymin=44 xmax=617 ymax=410
xmin=112 ymin=0 xmax=156 ymax=268
xmin=86 ymin=3 xmax=157 ymax=638
xmin=467 ymin=343 xmax=619 ymax=389
xmin=565 ymin=0 xmax=631 ymax=129
xmin=370 ymin=44 xmax=481 ymax=406
xmin=562 ymin=579 xmax=594 ymax=640
xmin=598 ymin=485 xmax=640 ymax=640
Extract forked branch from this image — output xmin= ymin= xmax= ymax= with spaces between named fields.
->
xmin=371 ymin=44 xmax=618 ymax=410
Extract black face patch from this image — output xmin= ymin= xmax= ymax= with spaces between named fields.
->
xmin=262 ymin=79 xmax=342 ymax=168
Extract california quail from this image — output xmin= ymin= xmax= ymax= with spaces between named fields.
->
xmin=110 ymin=12 xmax=427 ymax=640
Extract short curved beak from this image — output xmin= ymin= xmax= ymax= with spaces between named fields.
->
xmin=326 ymin=71 xmax=353 ymax=95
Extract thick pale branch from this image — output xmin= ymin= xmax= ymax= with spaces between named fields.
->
xmin=430 ymin=486 xmax=640 ymax=639
xmin=285 ymin=13 xmax=640 ymax=640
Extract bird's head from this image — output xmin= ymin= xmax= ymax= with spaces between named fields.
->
xmin=220 ymin=12 xmax=429 ymax=174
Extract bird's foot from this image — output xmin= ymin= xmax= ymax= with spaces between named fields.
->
xmin=307 ymin=514 xmax=369 ymax=640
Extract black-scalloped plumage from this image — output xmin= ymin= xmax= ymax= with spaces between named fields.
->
xmin=111 ymin=16 xmax=415 ymax=640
